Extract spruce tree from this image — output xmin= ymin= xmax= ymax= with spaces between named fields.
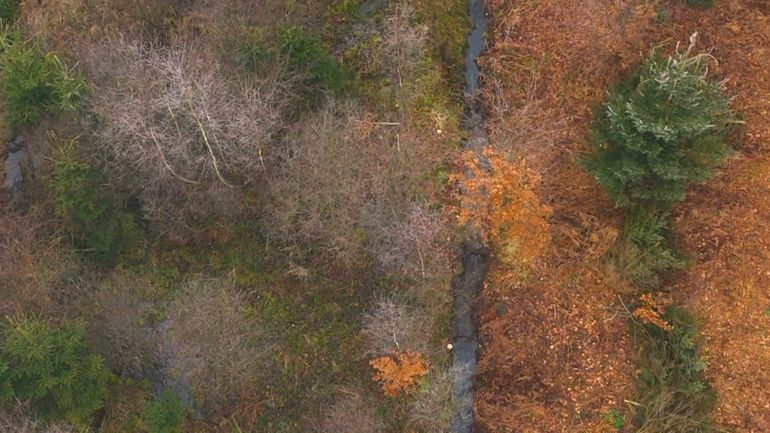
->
xmin=0 ymin=315 xmax=114 ymax=426
xmin=586 ymin=36 xmax=736 ymax=209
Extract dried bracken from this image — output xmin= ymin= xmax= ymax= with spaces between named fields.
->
xmin=477 ymin=1 xmax=770 ymax=432
xmin=370 ymin=351 xmax=429 ymax=397
xmin=633 ymin=294 xmax=673 ymax=331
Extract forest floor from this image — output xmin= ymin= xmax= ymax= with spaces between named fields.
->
xmin=0 ymin=1 xmax=470 ymax=432
xmin=475 ymin=1 xmax=770 ymax=432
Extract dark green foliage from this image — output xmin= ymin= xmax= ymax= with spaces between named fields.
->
xmin=0 ymin=0 xmax=20 ymax=23
xmin=585 ymin=42 xmax=735 ymax=208
xmin=277 ymin=26 xmax=346 ymax=93
xmin=0 ymin=30 xmax=86 ymax=126
xmin=0 ymin=315 xmax=114 ymax=426
xmin=142 ymin=390 xmax=184 ymax=433
xmin=632 ymin=307 xmax=717 ymax=433
xmin=51 ymin=139 xmax=140 ymax=264
xmin=684 ymin=0 xmax=714 ymax=9
xmin=237 ymin=27 xmax=271 ymax=71
xmin=608 ymin=207 xmax=686 ymax=289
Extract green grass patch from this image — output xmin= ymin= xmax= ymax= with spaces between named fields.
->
xmin=632 ymin=307 xmax=717 ymax=433
xmin=415 ymin=0 xmax=468 ymax=97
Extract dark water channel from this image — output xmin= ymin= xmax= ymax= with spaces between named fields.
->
xmin=450 ymin=1 xmax=490 ymax=432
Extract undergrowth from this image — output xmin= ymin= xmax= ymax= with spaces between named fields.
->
xmin=0 ymin=0 xmax=20 ymax=23
xmin=607 ymin=207 xmax=686 ymax=289
xmin=51 ymin=137 xmax=140 ymax=265
xmin=632 ymin=307 xmax=717 ymax=433
xmin=0 ymin=29 xmax=86 ymax=126
xmin=0 ymin=315 xmax=114 ymax=427
xmin=277 ymin=26 xmax=347 ymax=95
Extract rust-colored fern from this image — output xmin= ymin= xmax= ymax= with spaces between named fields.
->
xmin=370 ymin=351 xmax=429 ymax=397
xmin=633 ymin=293 xmax=673 ymax=331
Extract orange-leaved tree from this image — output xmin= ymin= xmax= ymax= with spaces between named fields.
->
xmin=455 ymin=149 xmax=551 ymax=266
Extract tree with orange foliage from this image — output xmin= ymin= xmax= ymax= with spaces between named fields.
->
xmin=369 ymin=351 xmax=429 ymax=397
xmin=455 ymin=149 xmax=551 ymax=266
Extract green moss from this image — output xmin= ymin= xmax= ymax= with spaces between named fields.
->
xmin=684 ymin=0 xmax=713 ymax=9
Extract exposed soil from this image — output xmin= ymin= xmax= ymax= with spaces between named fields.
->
xmin=475 ymin=1 xmax=770 ymax=432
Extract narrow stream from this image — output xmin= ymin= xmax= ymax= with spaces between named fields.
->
xmin=450 ymin=1 xmax=490 ymax=432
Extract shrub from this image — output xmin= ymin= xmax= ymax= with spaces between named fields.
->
xmin=0 ymin=31 xmax=86 ymax=126
xmin=277 ymin=26 xmax=346 ymax=93
xmin=607 ymin=207 xmax=686 ymax=288
xmin=457 ymin=149 xmax=551 ymax=267
xmin=166 ymin=280 xmax=273 ymax=416
xmin=0 ymin=405 xmax=74 ymax=433
xmin=51 ymin=139 xmax=139 ymax=264
xmin=0 ymin=0 xmax=20 ymax=23
xmin=370 ymin=351 xmax=429 ymax=397
xmin=84 ymin=274 xmax=161 ymax=379
xmin=91 ymin=41 xmax=293 ymax=230
xmin=408 ymin=367 xmax=455 ymax=433
xmin=317 ymin=391 xmax=385 ymax=433
xmin=0 ymin=209 xmax=77 ymax=318
xmin=0 ymin=315 xmax=114 ymax=426
xmin=266 ymin=100 xmax=445 ymax=270
xmin=684 ymin=0 xmax=713 ymax=9
xmin=585 ymin=36 xmax=735 ymax=209
xmin=632 ymin=307 xmax=717 ymax=433
xmin=142 ymin=390 xmax=184 ymax=433
xmin=362 ymin=300 xmax=432 ymax=357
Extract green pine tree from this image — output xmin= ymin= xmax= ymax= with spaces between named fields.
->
xmin=585 ymin=36 xmax=736 ymax=209
xmin=0 ymin=315 xmax=114 ymax=427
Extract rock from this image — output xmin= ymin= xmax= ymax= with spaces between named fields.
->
xmin=4 ymin=136 xmax=30 ymax=214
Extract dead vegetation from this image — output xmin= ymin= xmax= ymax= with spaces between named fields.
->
xmin=265 ymin=99 xmax=450 ymax=272
xmin=362 ymin=299 xmax=433 ymax=357
xmin=476 ymin=1 xmax=770 ymax=432
xmin=316 ymin=391 xmax=386 ymax=433
xmin=89 ymin=40 xmax=293 ymax=230
xmin=166 ymin=280 xmax=274 ymax=416
xmin=0 ymin=208 xmax=78 ymax=319
xmin=0 ymin=406 xmax=74 ymax=433
xmin=1 ymin=0 xmax=463 ymax=431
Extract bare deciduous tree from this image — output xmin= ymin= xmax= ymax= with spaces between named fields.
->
xmin=91 ymin=41 xmax=294 ymax=228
